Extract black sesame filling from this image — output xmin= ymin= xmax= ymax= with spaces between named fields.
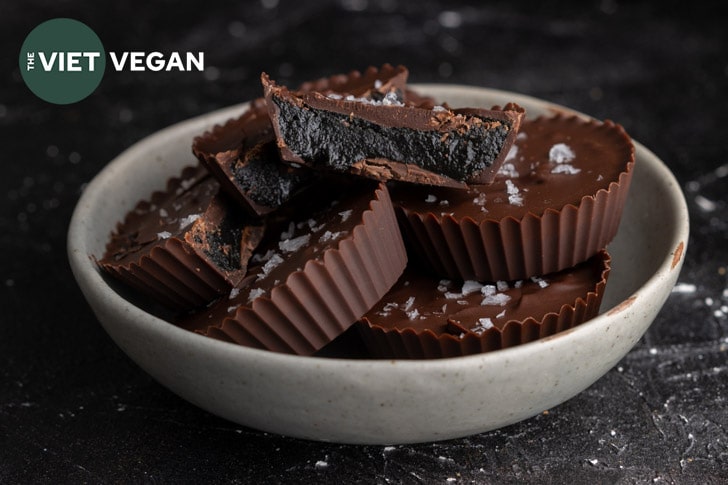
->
xmin=273 ymin=97 xmax=510 ymax=181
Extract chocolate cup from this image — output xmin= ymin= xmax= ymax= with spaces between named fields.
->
xmin=194 ymin=182 xmax=408 ymax=355
xmin=262 ymin=73 xmax=525 ymax=188
xmin=393 ymin=114 xmax=635 ymax=281
xmin=357 ymin=250 xmax=611 ymax=359
xmin=98 ymin=166 xmax=263 ymax=311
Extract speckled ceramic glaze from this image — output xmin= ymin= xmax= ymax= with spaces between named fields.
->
xmin=68 ymin=86 xmax=689 ymax=444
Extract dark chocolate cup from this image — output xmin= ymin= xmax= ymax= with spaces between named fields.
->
xmin=201 ymin=183 xmax=408 ymax=355
xmin=395 ymin=116 xmax=634 ymax=282
xmin=98 ymin=165 xmax=265 ymax=313
xmin=357 ymin=250 xmax=611 ymax=359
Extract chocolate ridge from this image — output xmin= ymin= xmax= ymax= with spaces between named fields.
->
xmin=198 ymin=182 xmax=408 ymax=355
xmin=395 ymin=115 xmax=635 ymax=281
xmin=357 ymin=250 xmax=611 ymax=359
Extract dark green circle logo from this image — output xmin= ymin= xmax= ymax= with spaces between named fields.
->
xmin=19 ymin=18 xmax=106 ymax=104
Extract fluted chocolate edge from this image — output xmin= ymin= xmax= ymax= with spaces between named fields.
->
xmin=204 ymin=182 xmax=408 ymax=355
xmin=396 ymin=118 xmax=634 ymax=281
xmin=357 ymin=250 xmax=611 ymax=359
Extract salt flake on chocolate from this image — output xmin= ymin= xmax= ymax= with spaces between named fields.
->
xmin=505 ymin=180 xmax=523 ymax=206
xmin=471 ymin=317 xmax=494 ymax=334
xmin=178 ymin=214 xmax=201 ymax=230
xmin=549 ymin=143 xmax=575 ymax=164
xmin=279 ymin=234 xmax=310 ymax=253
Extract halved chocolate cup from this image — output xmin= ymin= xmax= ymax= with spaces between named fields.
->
xmin=98 ymin=165 xmax=263 ymax=312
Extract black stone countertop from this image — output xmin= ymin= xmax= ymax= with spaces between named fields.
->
xmin=2 ymin=1 xmax=726 ymax=483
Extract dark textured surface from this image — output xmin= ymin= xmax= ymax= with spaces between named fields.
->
xmin=1 ymin=1 xmax=726 ymax=483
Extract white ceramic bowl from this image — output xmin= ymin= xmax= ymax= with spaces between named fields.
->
xmin=68 ymin=85 xmax=689 ymax=444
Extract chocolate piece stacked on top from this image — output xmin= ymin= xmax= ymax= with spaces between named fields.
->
xmin=263 ymin=73 xmax=524 ymax=188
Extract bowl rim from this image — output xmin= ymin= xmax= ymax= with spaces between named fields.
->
xmin=67 ymin=83 xmax=690 ymax=372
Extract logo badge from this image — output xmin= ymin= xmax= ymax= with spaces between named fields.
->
xmin=19 ymin=18 xmax=106 ymax=104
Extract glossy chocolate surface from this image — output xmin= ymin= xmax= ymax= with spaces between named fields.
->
xmin=391 ymin=114 xmax=634 ymax=221
xmin=361 ymin=251 xmax=609 ymax=335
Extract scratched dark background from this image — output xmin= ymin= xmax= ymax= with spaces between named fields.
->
xmin=2 ymin=0 xmax=727 ymax=483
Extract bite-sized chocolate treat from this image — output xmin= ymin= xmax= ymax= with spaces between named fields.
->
xmin=98 ymin=165 xmax=264 ymax=312
xmin=357 ymin=250 xmax=611 ymax=359
xmin=262 ymin=73 xmax=525 ymax=187
xmin=192 ymin=99 xmax=314 ymax=217
xmin=392 ymin=114 xmax=635 ymax=281
xmin=179 ymin=179 xmax=407 ymax=356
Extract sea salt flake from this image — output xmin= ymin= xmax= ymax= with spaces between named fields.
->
xmin=504 ymin=145 xmax=519 ymax=163
xmin=514 ymin=280 xmax=524 ymax=288
xmin=247 ymin=288 xmax=266 ymax=303
xmin=498 ymin=161 xmax=519 ymax=178
xmin=307 ymin=218 xmax=325 ymax=232
xmin=551 ymin=164 xmax=581 ymax=175
xmin=343 ymin=92 xmax=404 ymax=107
xmin=252 ymin=249 xmax=276 ymax=263
xmin=472 ymin=193 xmax=487 ymax=206
xmin=403 ymin=296 xmax=416 ymax=311
xmin=531 ymin=276 xmax=549 ymax=288
xmin=481 ymin=285 xmax=496 ymax=296
xmin=319 ymin=231 xmax=342 ymax=243
xmin=383 ymin=302 xmax=399 ymax=312
xmin=229 ymin=287 xmax=240 ymax=299
xmin=505 ymin=180 xmax=523 ymax=206
xmin=280 ymin=221 xmax=295 ymax=240
xmin=159 ymin=208 xmax=168 ymax=218
xmin=444 ymin=292 xmax=463 ymax=300
xmin=227 ymin=305 xmax=237 ymax=313
xmin=339 ymin=209 xmax=353 ymax=222
xmin=496 ymin=280 xmax=509 ymax=292
xmin=179 ymin=178 xmax=197 ymax=191
xmin=425 ymin=194 xmax=437 ymax=203
xmin=461 ymin=280 xmax=483 ymax=295
xmin=178 ymin=214 xmax=201 ymax=230
xmin=157 ymin=231 xmax=172 ymax=240
xmin=258 ymin=253 xmax=284 ymax=280
xmin=279 ymin=234 xmax=310 ymax=253
xmin=496 ymin=309 xmax=506 ymax=319
xmin=406 ymin=309 xmax=420 ymax=320
xmin=471 ymin=317 xmax=494 ymax=334
xmin=549 ymin=143 xmax=575 ymax=164
xmin=481 ymin=293 xmax=511 ymax=306
xmin=432 ymin=105 xmax=447 ymax=112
